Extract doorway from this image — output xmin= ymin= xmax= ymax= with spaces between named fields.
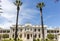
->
xmin=27 ymin=34 xmax=29 ymax=39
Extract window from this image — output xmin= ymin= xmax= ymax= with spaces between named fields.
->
xmin=34 ymin=34 xmax=37 ymax=38
xmin=12 ymin=34 xmax=14 ymax=38
xmin=20 ymin=34 xmax=22 ymax=38
xmin=38 ymin=29 xmax=40 ymax=32
xmin=39 ymin=34 xmax=40 ymax=38
xmin=0 ymin=30 xmax=2 ymax=33
xmin=34 ymin=29 xmax=36 ymax=32
xmin=47 ymin=30 xmax=50 ymax=33
xmin=57 ymin=30 xmax=59 ymax=33
xmin=55 ymin=30 xmax=56 ymax=33
xmin=27 ymin=28 xmax=29 ymax=30
xmin=30 ymin=28 xmax=32 ymax=31
xmin=7 ymin=30 xmax=10 ymax=33
xmin=20 ymin=29 xmax=22 ymax=32
xmin=25 ymin=28 xmax=26 ymax=31
xmin=24 ymin=34 xmax=26 ymax=37
xmin=3 ymin=30 xmax=6 ymax=33
xmin=13 ymin=29 xmax=14 ymax=32
xmin=31 ymin=34 xmax=32 ymax=37
xmin=51 ymin=30 xmax=53 ymax=33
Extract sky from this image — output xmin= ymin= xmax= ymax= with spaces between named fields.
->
xmin=0 ymin=0 xmax=60 ymax=29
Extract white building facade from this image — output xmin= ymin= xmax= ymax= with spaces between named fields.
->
xmin=10 ymin=23 xmax=47 ymax=41
xmin=0 ymin=23 xmax=60 ymax=41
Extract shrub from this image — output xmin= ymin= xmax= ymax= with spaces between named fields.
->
xmin=36 ymin=38 xmax=40 ymax=41
xmin=3 ymin=34 xmax=9 ymax=39
xmin=45 ymin=39 xmax=48 ymax=41
xmin=33 ymin=38 xmax=36 ymax=41
xmin=9 ymin=38 xmax=11 ymax=40
xmin=47 ymin=34 xmax=54 ymax=40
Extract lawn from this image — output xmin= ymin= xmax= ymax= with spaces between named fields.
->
xmin=2 ymin=38 xmax=23 ymax=41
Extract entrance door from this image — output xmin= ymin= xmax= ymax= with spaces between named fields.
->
xmin=27 ymin=34 xmax=29 ymax=39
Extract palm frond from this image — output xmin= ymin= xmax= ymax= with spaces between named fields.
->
xmin=0 ymin=11 xmax=3 ymax=13
xmin=0 ymin=8 xmax=3 ymax=10
xmin=14 ymin=0 xmax=22 ymax=6
xmin=36 ymin=2 xmax=45 ymax=8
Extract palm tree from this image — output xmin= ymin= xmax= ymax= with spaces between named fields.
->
xmin=0 ymin=3 xmax=3 ymax=13
xmin=14 ymin=0 xmax=22 ymax=41
xmin=36 ymin=2 xmax=45 ymax=41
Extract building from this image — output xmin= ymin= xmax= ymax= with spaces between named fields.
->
xmin=0 ymin=23 xmax=60 ymax=41
xmin=0 ymin=28 xmax=10 ymax=39
xmin=10 ymin=23 xmax=47 ymax=41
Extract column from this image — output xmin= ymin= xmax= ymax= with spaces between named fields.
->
xmin=40 ymin=28 xmax=42 ymax=38
xmin=22 ymin=33 xmax=24 ymax=39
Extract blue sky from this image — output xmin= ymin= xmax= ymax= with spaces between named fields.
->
xmin=0 ymin=0 xmax=60 ymax=29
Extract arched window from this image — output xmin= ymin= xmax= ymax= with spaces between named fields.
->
xmin=12 ymin=34 xmax=14 ymax=38
xmin=34 ymin=29 xmax=36 ymax=32
xmin=13 ymin=29 xmax=14 ymax=32
xmin=20 ymin=29 xmax=22 ymax=32
xmin=20 ymin=34 xmax=22 ymax=38
xmin=25 ymin=28 xmax=26 ymax=31
xmin=24 ymin=34 xmax=26 ymax=37
xmin=34 ymin=34 xmax=37 ymax=38
xmin=31 ymin=34 xmax=32 ymax=37
xmin=39 ymin=34 xmax=40 ymax=38
xmin=38 ymin=29 xmax=40 ymax=32
xmin=30 ymin=28 xmax=32 ymax=31
xmin=0 ymin=30 xmax=2 ymax=33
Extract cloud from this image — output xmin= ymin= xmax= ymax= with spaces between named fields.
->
xmin=0 ymin=22 xmax=15 ymax=29
xmin=0 ymin=0 xmax=16 ymax=29
xmin=1 ymin=0 xmax=16 ymax=19
xmin=0 ymin=0 xmax=40 ymax=29
xmin=44 ymin=15 xmax=56 ymax=22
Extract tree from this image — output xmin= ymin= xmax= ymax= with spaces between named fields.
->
xmin=47 ymin=34 xmax=55 ymax=40
xmin=36 ymin=2 xmax=45 ymax=41
xmin=14 ymin=0 xmax=22 ymax=41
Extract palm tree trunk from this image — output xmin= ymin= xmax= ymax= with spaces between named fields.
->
xmin=15 ymin=5 xmax=20 ymax=41
xmin=40 ymin=8 xmax=44 ymax=41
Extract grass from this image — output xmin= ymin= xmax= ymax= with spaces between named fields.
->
xmin=2 ymin=38 xmax=55 ymax=41
xmin=2 ymin=38 xmax=23 ymax=41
